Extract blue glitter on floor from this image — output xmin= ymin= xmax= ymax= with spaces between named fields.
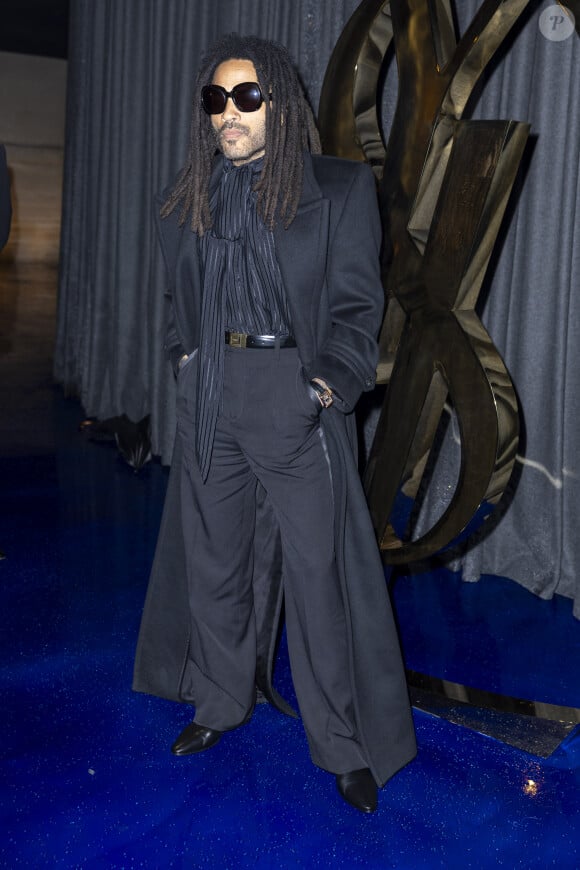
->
xmin=2 ymin=268 xmax=580 ymax=867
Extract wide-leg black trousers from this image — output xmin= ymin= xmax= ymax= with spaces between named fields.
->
xmin=176 ymin=345 xmax=367 ymax=774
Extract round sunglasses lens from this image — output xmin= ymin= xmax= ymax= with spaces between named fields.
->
xmin=232 ymin=83 xmax=263 ymax=112
xmin=201 ymin=86 xmax=226 ymax=114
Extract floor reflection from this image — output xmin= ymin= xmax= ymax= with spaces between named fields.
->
xmin=2 ymin=253 xmax=580 ymax=867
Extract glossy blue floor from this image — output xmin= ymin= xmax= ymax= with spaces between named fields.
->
xmin=2 ymin=261 xmax=580 ymax=868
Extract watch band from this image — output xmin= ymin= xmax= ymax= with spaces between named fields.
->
xmin=310 ymin=380 xmax=333 ymax=409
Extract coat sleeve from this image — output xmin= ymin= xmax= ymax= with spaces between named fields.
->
xmin=308 ymin=163 xmax=384 ymax=413
xmin=153 ymin=194 xmax=187 ymax=375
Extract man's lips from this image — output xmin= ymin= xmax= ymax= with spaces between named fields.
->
xmin=220 ymin=126 xmax=246 ymax=142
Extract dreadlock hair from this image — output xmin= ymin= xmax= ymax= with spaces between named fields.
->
xmin=160 ymin=33 xmax=321 ymax=234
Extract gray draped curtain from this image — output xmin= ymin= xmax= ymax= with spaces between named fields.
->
xmin=55 ymin=0 xmax=580 ymax=616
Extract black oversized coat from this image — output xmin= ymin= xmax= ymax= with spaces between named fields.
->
xmin=133 ymin=153 xmax=417 ymax=787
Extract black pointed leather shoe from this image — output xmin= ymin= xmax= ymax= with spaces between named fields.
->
xmin=336 ymin=768 xmax=378 ymax=813
xmin=171 ymin=722 xmax=222 ymax=756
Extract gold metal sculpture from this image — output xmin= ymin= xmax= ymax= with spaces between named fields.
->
xmin=319 ymin=0 xmax=533 ymax=562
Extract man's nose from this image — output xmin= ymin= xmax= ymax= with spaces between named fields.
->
xmin=221 ymin=96 xmax=239 ymax=121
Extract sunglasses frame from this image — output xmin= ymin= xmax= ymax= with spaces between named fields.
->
xmin=201 ymin=82 xmax=268 ymax=115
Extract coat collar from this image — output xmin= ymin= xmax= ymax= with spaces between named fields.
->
xmin=297 ymin=150 xmax=323 ymax=211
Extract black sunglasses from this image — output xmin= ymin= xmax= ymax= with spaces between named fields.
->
xmin=201 ymin=82 xmax=267 ymax=115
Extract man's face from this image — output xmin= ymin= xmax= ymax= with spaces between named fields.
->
xmin=210 ymin=59 xmax=267 ymax=166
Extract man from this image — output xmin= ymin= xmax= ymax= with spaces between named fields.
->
xmin=133 ymin=33 xmax=416 ymax=814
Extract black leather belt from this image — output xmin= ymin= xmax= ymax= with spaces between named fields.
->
xmin=225 ymin=331 xmax=297 ymax=349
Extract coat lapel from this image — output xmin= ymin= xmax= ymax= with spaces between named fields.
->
xmin=171 ymin=159 xmax=224 ymax=350
xmin=274 ymin=154 xmax=330 ymax=351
